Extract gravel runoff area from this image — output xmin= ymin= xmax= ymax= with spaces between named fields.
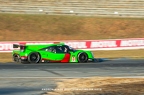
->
xmin=44 ymin=77 xmax=144 ymax=95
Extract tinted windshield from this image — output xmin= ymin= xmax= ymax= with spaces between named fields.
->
xmin=64 ymin=45 xmax=76 ymax=52
xmin=68 ymin=46 xmax=76 ymax=51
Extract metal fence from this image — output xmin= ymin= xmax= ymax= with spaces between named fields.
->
xmin=0 ymin=0 xmax=144 ymax=17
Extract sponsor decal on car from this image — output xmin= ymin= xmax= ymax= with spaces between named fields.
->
xmin=72 ymin=56 xmax=76 ymax=62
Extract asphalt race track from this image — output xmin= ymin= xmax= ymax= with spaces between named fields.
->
xmin=0 ymin=59 xmax=144 ymax=95
xmin=0 ymin=59 xmax=144 ymax=77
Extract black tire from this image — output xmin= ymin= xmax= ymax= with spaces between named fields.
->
xmin=13 ymin=54 xmax=21 ymax=63
xmin=77 ymin=52 xmax=88 ymax=63
xmin=13 ymin=54 xmax=28 ymax=64
xmin=28 ymin=52 xmax=40 ymax=63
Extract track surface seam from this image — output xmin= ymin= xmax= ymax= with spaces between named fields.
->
xmin=39 ymin=69 xmax=65 ymax=77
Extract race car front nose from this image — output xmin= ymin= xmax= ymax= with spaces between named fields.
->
xmin=21 ymin=56 xmax=28 ymax=59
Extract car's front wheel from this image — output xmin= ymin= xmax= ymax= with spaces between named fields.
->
xmin=78 ymin=52 xmax=88 ymax=63
xmin=13 ymin=54 xmax=21 ymax=63
xmin=28 ymin=52 xmax=41 ymax=63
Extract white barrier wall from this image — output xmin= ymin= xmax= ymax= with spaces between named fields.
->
xmin=1 ymin=38 xmax=144 ymax=52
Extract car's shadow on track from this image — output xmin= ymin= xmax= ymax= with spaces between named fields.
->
xmin=94 ymin=58 xmax=111 ymax=62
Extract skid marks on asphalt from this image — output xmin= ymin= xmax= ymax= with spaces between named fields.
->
xmin=39 ymin=69 xmax=65 ymax=77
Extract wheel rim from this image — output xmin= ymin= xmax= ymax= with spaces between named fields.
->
xmin=78 ymin=53 xmax=88 ymax=62
xmin=13 ymin=55 xmax=20 ymax=63
xmin=29 ymin=53 xmax=40 ymax=63
xmin=30 ymin=54 xmax=37 ymax=61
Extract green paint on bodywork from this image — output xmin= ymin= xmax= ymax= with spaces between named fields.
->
xmin=12 ymin=43 xmax=94 ymax=63
xmin=69 ymin=50 xmax=94 ymax=63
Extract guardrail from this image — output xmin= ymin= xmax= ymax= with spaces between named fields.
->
xmin=0 ymin=0 xmax=144 ymax=17
xmin=1 ymin=38 xmax=144 ymax=52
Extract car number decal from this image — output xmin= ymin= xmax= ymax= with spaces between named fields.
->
xmin=72 ymin=56 xmax=76 ymax=62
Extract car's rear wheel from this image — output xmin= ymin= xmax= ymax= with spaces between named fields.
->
xmin=28 ymin=52 xmax=41 ymax=63
xmin=78 ymin=52 xmax=88 ymax=63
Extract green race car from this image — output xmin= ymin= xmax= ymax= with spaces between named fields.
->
xmin=12 ymin=43 xmax=94 ymax=63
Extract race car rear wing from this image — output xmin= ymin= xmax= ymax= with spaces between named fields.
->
xmin=13 ymin=44 xmax=26 ymax=50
